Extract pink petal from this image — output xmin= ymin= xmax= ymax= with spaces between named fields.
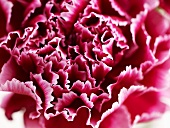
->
xmin=153 ymin=35 xmax=170 ymax=61
xmin=140 ymin=56 xmax=170 ymax=88
xmin=0 ymin=56 xmax=29 ymax=84
xmin=0 ymin=78 xmax=42 ymax=119
xmin=54 ymin=91 xmax=77 ymax=112
xmin=37 ymin=45 xmax=56 ymax=57
xmin=96 ymin=0 xmax=123 ymax=17
xmin=92 ymin=62 xmax=111 ymax=85
xmin=45 ymin=107 xmax=92 ymax=128
xmin=17 ymin=52 xmax=44 ymax=74
xmin=0 ymin=0 xmax=12 ymax=38
xmin=67 ymin=63 xmax=87 ymax=84
xmin=99 ymin=106 xmax=131 ymax=128
xmin=71 ymin=80 xmax=101 ymax=96
xmin=31 ymin=74 xmax=54 ymax=119
xmin=109 ymin=66 xmax=143 ymax=92
xmin=42 ymin=61 xmax=59 ymax=84
xmin=111 ymin=0 xmax=159 ymax=17
xmin=145 ymin=9 xmax=170 ymax=37
xmin=8 ymin=0 xmax=42 ymax=31
xmin=90 ymin=93 xmax=110 ymax=125
xmin=119 ymin=86 xmax=166 ymax=122
xmin=57 ymin=69 xmax=69 ymax=89
xmin=0 ymin=46 xmax=11 ymax=72
xmin=100 ymin=66 xmax=143 ymax=113
xmin=59 ymin=0 xmax=89 ymax=35
xmin=48 ymin=56 xmax=67 ymax=72
xmin=24 ymin=112 xmax=42 ymax=128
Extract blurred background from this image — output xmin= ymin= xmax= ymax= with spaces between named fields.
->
xmin=0 ymin=92 xmax=170 ymax=128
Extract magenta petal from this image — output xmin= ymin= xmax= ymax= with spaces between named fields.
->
xmin=59 ymin=0 xmax=89 ymax=34
xmin=37 ymin=45 xmax=56 ymax=56
xmin=67 ymin=63 xmax=87 ymax=84
xmin=119 ymin=86 xmax=166 ymax=122
xmin=1 ymin=93 xmax=35 ymax=120
xmin=71 ymin=107 xmax=92 ymax=128
xmin=71 ymin=80 xmax=101 ymax=96
xmin=8 ymin=0 xmax=42 ymax=31
xmin=130 ymin=9 xmax=147 ymax=43
xmin=145 ymin=9 xmax=170 ymax=37
xmin=43 ymin=61 xmax=59 ymax=84
xmin=109 ymin=66 xmax=143 ymax=92
xmin=49 ymin=57 xmax=67 ymax=72
xmin=17 ymin=52 xmax=44 ymax=74
xmin=123 ymin=28 xmax=155 ymax=67
xmin=0 ymin=0 xmax=12 ymax=38
xmin=31 ymin=74 xmax=54 ymax=119
xmin=0 ymin=56 xmax=29 ymax=84
xmin=100 ymin=66 xmax=143 ymax=113
xmin=99 ymin=106 xmax=131 ymax=128
xmin=24 ymin=112 xmax=42 ymax=128
xmin=44 ymin=113 xmax=70 ymax=128
xmin=96 ymin=0 xmax=123 ymax=17
xmin=54 ymin=91 xmax=77 ymax=111
xmin=140 ymin=56 xmax=170 ymax=88
xmin=112 ymin=0 xmax=159 ymax=17
xmin=0 ymin=0 xmax=169 ymax=127
xmin=8 ymin=1 xmax=25 ymax=31
xmin=90 ymin=93 xmax=110 ymax=125
xmin=92 ymin=62 xmax=111 ymax=85
xmin=0 ymin=46 xmax=10 ymax=72
xmin=0 ymin=78 xmax=42 ymax=119
xmin=57 ymin=69 xmax=69 ymax=89
xmin=153 ymin=35 xmax=170 ymax=61
xmin=80 ymin=93 xmax=93 ymax=108
xmin=45 ymin=107 xmax=92 ymax=128
xmin=22 ymin=0 xmax=41 ymax=24
xmin=52 ymin=84 xmax=68 ymax=98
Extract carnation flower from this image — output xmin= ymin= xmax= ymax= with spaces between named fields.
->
xmin=0 ymin=0 xmax=170 ymax=128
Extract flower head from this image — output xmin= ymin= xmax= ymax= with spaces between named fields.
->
xmin=0 ymin=0 xmax=170 ymax=128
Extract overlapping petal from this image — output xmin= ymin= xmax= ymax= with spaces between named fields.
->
xmin=0 ymin=0 xmax=169 ymax=128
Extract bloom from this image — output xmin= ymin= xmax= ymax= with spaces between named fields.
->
xmin=0 ymin=0 xmax=170 ymax=128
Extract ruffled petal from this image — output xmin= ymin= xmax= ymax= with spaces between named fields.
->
xmin=0 ymin=56 xmax=29 ymax=84
xmin=119 ymin=86 xmax=166 ymax=122
xmin=0 ymin=46 xmax=11 ymax=72
xmin=153 ymin=35 xmax=170 ymax=61
xmin=45 ymin=107 xmax=92 ymax=128
xmin=98 ymin=105 xmax=131 ymax=128
xmin=59 ymin=0 xmax=89 ymax=35
xmin=111 ymin=0 xmax=159 ymax=17
xmin=0 ymin=78 xmax=42 ymax=119
xmin=0 ymin=0 xmax=12 ymax=38
xmin=140 ymin=56 xmax=170 ymax=88
xmin=31 ymin=74 xmax=54 ymax=119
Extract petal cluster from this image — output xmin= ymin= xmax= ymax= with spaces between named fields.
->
xmin=0 ymin=0 xmax=170 ymax=128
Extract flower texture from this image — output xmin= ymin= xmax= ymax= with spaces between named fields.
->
xmin=0 ymin=0 xmax=170 ymax=128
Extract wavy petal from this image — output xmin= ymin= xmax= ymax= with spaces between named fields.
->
xmin=0 ymin=78 xmax=42 ymax=119
xmin=31 ymin=74 xmax=54 ymax=119
xmin=99 ymin=105 xmax=131 ymax=128
xmin=119 ymin=86 xmax=166 ymax=122
xmin=45 ymin=107 xmax=92 ymax=128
